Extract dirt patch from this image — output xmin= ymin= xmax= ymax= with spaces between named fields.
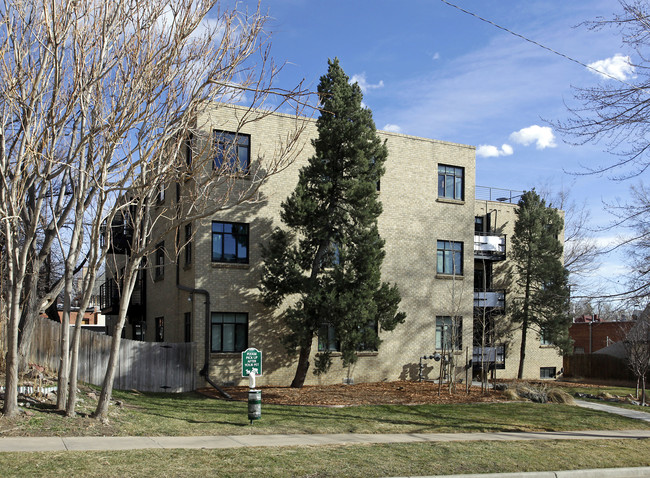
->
xmin=200 ymin=381 xmax=506 ymax=406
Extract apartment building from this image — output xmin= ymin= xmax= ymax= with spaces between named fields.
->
xmin=100 ymin=104 xmax=564 ymax=387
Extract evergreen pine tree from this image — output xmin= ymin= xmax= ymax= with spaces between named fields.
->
xmin=260 ymin=58 xmax=405 ymax=388
xmin=511 ymin=190 xmax=572 ymax=379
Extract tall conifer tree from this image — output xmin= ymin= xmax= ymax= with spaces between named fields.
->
xmin=511 ymin=190 xmax=571 ymax=379
xmin=260 ymin=59 xmax=405 ymax=388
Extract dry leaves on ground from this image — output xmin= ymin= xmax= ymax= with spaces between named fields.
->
xmin=200 ymin=380 xmax=506 ymax=406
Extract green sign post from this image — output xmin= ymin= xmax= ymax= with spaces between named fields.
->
xmin=242 ymin=348 xmax=262 ymax=378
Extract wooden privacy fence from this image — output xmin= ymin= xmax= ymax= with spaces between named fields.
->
xmin=563 ymin=353 xmax=636 ymax=382
xmin=23 ymin=317 xmax=196 ymax=392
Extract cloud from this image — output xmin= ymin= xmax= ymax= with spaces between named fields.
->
xmin=476 ymin=144 xmax=513 ymax=158
xmin=587 ymin=53 xmax=635 ymax=81
xmin=350 ymin=73 xmax=384 ymax=93
xmin=509 ymin=125 xmax=556 ymax=150
xmin=383 ymin=124 xmax=402 ymax=133
xmin=432 ymin=52 xmax=440 ymax=60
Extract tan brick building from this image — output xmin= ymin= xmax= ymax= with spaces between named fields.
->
xmin=101 ymin=104 xmax=564 ymax=387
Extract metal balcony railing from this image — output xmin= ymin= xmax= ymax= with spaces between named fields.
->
xmin=473 ymin=289 xmax=506 ymax=309
xmin=474 ymin=233 xmax=506 ymax=259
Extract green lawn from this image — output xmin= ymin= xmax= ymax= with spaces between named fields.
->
xmin=2 ymin=386 xmax=649 ymax=438
xmin=0 ymin=439 xmax=648 ymax=477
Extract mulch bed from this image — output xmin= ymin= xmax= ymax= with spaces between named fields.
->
xmin=199 ymin=380 xmax=506 ymax=406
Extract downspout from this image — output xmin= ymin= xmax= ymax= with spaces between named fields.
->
xmin=177 ymin=262 xmax=231 ymax=399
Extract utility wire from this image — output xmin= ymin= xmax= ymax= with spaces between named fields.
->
xmin=439 ymin=0 xmax=632 ymax=86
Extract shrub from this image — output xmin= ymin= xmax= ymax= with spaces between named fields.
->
xmin=515 ymin=382 xmax=548 ymax=403
xmin=547 ymin=388 xmax=575 ymax=405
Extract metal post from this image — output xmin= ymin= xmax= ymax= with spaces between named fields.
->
xmin=248 ymin=389 xmax=261 ymax=424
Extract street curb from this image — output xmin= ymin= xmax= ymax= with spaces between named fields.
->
xmin=393 ymin=467 xmax=650 ymax=478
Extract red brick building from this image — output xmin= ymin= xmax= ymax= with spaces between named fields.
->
xmin=569 ymin=316 xmax=634 ymax=354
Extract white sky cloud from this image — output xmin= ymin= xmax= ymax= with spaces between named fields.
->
xmin=383 ymin=124 xmax=402 ymax=133
xmin=350 ymin=73 xmax=384 ymax=93
xmin=509 ymin=125 xmax=556 ymax=150
xmin=476 ymin=144 xmax=513 ymax=158
xmin=587 ymin=53 xmax=635 ymax=81
xmin=432 ymin=52 xmax=440 ymax=60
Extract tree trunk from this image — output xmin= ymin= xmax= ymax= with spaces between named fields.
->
xmin=66 ymin=319 xmax=83 ymax=417
xmin=93 ymin=268 xmax=138 ymax=420
xmin=517 ymin=318 xmax=528 ymax=380
xmin=3 ymin=284 xmax=23 ymax=417
xmin=290 ymin=341 xmax=312 ymax=388
xmin=518 ymin=261 xmax=533 ymax=380
xmin=56 ymin=278 xmax=73 ymax=410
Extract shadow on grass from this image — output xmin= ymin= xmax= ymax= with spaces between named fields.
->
xmin=108 ymin=390 xmax=650 ymax=434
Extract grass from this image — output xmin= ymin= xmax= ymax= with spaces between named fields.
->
xmin=0 ymin=439 xmax=648 ymax=477
xmin=2 ymin=387 xmax=650 ymax=438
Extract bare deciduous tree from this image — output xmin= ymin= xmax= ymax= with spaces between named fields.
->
xmin=0 ymin=0 xmax=308 ymax=419
xmin=622 ymin=312 xmax=650 ymax=405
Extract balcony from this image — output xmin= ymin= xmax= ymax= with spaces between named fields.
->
xmin=99 ymin=274 xmax=144 ymax=315
xmin=472 ymin=345 xmax=505 ymax=370
xmin=474 ymin=289 xmax=505 ymax=309
xmin=474 ymin=233 xmax=506 ymax=260
xmin=100 ymin=214 xmax=134 ymax=255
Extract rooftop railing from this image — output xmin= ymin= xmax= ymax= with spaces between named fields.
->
xmin=475 ymin=186 xmax=524 ymax=203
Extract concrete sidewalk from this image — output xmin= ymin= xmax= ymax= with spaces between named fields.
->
xmin=1 ymin=428 xmax=649 ymax=453
xmin=574 ymin=399 xmax=650 ymax=422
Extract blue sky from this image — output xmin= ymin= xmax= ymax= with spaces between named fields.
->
xmin=226 ymin=1 xmax=637 ymax=300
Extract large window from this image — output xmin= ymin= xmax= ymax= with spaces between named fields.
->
xmin=154 ymin=242 xmax=165 ymax=279
xmin=184 ymin=312 xmax=192 ymax=343
xmin=212 ymin=221 xmax=249 ymax=263
xmin=211 ymin=313 xmax=248 ymax=353
xmin=435 ymin=316 xmax=462 ymax=350
xmin=318 ymin=323 xmax=340 ymax=351
xmin=540 ymin=329 xmax=553 ymax=346
xmin=155 ymin=316 xmax=164 ymax=342
xmin=438 ymin=164 xmax=464 ymax=200
xmin=184 ymin=223 xmax=192 ymax=266
xmin=214 ymin=130 xmax=250 ymax=173
xmin=317 ymin=321 xmax=378 ymax=352
xmin=437 ymin=240 xmax=463 ymax=275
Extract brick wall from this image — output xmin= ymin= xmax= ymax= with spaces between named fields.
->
xmin=137 ymin=103 xmax=565 ymax=386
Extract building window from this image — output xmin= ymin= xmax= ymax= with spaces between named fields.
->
xmin=437 ymin=240 xmax=463 ymax=275
xmin=540 ymin=329 xmax=553 ymax=346
xmin=184 ymin=223 xmax=192 ymax=266
xmin=184 ymin=312 xmax=192 ymax=342
xmin=212 ymin=221 xmax=249 ymax=264
xmin=540 ymin=367 xmax=556 ymax=379
xmin=214 ymin=130 xmax=250 ymax=173
xmin=436 ymin=316 xmax=462 ymax=350
xmin=156 ymin=184 xmax=165 ymax=204
xmin=438 ymin=164 xmax=464 ymax=200
xmin=133 ymin=322 xmax=146 ymax=341
xmin=318 ymin=323 xmax=340 ymax=351
xmin=185 ymin=133 xmax=193 ymax=167
xmin=155 ymin=316 xmax=164 ymax=342
xmin=154 ymin=242 xmax=165 ymax=279
xmin=475 ymin=216 xmax=484 ymax=233
xmin=211 ymin=313 xmax=248 ymax=352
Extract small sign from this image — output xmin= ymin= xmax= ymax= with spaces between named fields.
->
xmin=242 ymin=348 xmax=262 ymax=377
